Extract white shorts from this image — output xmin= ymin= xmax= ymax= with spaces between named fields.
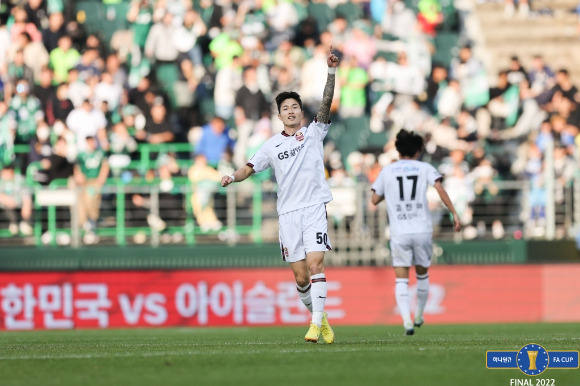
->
xmin=279 ymin=203 xmax=332 ymax=263
xmin=390 ymin=233 xmax=433 ymax=268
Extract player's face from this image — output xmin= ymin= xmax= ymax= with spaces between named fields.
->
xmin=278 ymin=99 xmax=304 ymax=128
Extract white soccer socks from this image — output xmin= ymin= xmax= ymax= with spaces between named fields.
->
xmin=415 ymin=273 xmax=429 ymax=322
xmin=395 ymin=278 xmax=412 ymax=326
xmin=296 ymin=283 xmax=313 ymax=313
xmin=310 ymin=273 xmax=327 ymax=327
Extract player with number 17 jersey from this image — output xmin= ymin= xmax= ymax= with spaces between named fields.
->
xmin=371 ymin=160 xmax=442 ymax=236
xmin=248 ymin=119 xmax=333 ymax=215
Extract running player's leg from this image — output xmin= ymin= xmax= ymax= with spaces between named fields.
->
xmin=391 ymin=235 xmax=414 ymax=334
xmin=414 ymin=265 xmax=428 ymax=327
xmin=305 ymin=251 xmax=326 ymax=328
xmin=280 ymin=207 xmax=325 ymax=343
xmin=290 ymin=257 xmax=325 ymax=343
xmin=303 ymin=204 xmax=334 ymax=343
xmin=305 ymin=251 xmax=333 ymax=343
xmin=289 ymin=259 xmax=312 ymax=312
xmin=394 ymin=266 xmax=413 ymax=334
xmin=413 ymin=233 xmax=433 ymax=327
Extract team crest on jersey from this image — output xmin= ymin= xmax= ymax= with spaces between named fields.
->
xmin=283 ymin=247 xmax=289 ymax=257
xmin=295 ymin=131 xmax=304 ymax=141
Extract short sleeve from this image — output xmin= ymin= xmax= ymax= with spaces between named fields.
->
xmin=306 ymin=118 xmax=331 ymax=141
xmin=247 ymin=145 xmax=270 ymax=173
xmin=426 ymin=163 xmax=443 ymax=186
xmin=371 ymin=168 xmax=386 ymax=196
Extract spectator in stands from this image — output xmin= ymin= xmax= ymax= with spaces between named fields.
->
xmin=66 ymin=68 xmax=90 ymax=108
xmin=172 ymin=8 xmax=207 ymax=67
xmin=390 ymin=51 xmax=425 ymax=97
xmin=6 ymin=49 xmax=34 ymax=87
xmin=338 ymin=55 xmax=368 ymax=118
xmin=75 ymin=48 xmax=102 ymax=83
xmin=188 ymin=153 xmax=223 ymax=232
xmin=24 ymin=0 xmax=49 ymax=31
xmin=528 ymin=55 xmax=555 ymax=100
xmin=270 ymin=66 xmax=301 ymax=133
xmin=74 ymin=136 xmax=109 ymax=242
xmin=128 ymin=76 xmax=155 ymax=114
xmin=417 ymin=0 xmax=443 ymax=37
xmin=381 ymin=0 xmax=417 ymax=41
xmin=449 ymin=45 xmax=489 ymax=111
xmin=138 ymin=98 xmax=176 ymax=144
xmin=66 ymin=99 xmax=108 ymax=152
xmin=552 ymin=69 xmax=579 ymax=103
xmin=49 ymin=35 xmax=80 ymax=84
xmin=42 ymin=11 xmax=66 ymax=53
xmin=196 ymin=115 xmax=235 ymax=168
xmin=11 ymin=31 xmax=49 ymax=84
xmin=8 ymin=79 xmax=44 ymax=145
xmin=145 ymin=9 xmax=179 ymax=66
xmin=425 ymin=64 xmax=448 ymax=115
xmin=266 ymin=0 xmax=299 ymax=48
xmin=504 ymin=0 xmax=529 ymax=19
xmin=300 ymin=44 xmax=333 ymax=119
xmin=94 ymin=72 xmax=122 ymax=113
xmin=343 ymin=24 xmax=376 ymax=70
xmin=44 ymin=136 xmax=75 ymax=185
xmin=233 ymin=65 xmax=269 ymax=167
xmin=27 ymin=121 xmax=52 ymax=183
xmin=10 ymin=7 xmax=42 ymax=43
xmin=214 ymin=55 xmax=243 ymax=121
xmin=553 ymin=145 xmax=575 ymax=203
xmin=0 ymin=101 xmax=15 ymax=166
xmin=271 ymin=37 xmax=305 ymax=80
xmin=127 ymin=0 xmax=154 ymax=63
xmin=485 ymin=70 xmax=511 ymax=131
xmin=32 ymin=67 xmax=55 ymax=117
xmin=105 ymin=53 xmax=128 ymax=89
xmin=0 ymin=163 xmax=33 ymax=236
xmin=108 ymin=122 xmax=138 ymax=177
xmin=442 ymin=160 xmax=475 ymax=237
xmin=47 ymin=82 xmax=74 ymax=125
xmin=507 ymin=55 xmax=528 ymax=86
xmin=470 ymin=156 xmax=504 ymax=239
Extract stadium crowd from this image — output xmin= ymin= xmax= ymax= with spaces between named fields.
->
xmin=0 ymin=0 xmax=578 ymax=242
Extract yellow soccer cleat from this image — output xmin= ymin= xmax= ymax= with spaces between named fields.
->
xmin=304 ymin=322 xmax=321 ymax=343
xmin=320 ymin=312 xmax=335 ymax=344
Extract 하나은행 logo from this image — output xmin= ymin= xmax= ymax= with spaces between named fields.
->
xmin=486 ymin=343 xmax=579 ymax=376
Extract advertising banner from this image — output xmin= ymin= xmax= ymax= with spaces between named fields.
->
xmin=0 ymin=265 xmax=578 ymax=330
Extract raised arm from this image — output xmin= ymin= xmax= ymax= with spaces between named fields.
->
xmin=221 ymin=164 xmax=255 ymax=187
xmin=316 ymin=46 xmax=339 ymax=124
xmin=433 ymin=180 xmax=462 ymax=232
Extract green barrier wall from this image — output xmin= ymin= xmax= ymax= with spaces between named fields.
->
xmin=1 ymin=240 xmax=575 ymax=272
xmin=435 ymin=239 xmax=528 ymax=264
xmin=0 ymin=244 xmax=286 ymax=271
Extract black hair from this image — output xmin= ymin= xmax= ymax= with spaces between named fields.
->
xmin=395 ymin=129 xmax=424 ymax=157
xmin=275 ymin=91 xmax=303 ymax=113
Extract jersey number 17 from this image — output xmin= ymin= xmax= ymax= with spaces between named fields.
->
xmin=396 ymin=175 xmax=418 ymax=201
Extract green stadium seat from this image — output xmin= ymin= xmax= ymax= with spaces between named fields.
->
xmin=75 ymin=1 xmax=104 ymax=36
xmin=335 ymin=2 xmax=363 ymax=24
xmin=433 ymin=31 xmax=459 ymax=67
xmin=307 ymin=3 xmax=335 ymax=32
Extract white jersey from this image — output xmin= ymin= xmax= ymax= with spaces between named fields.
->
xmin=371 ymin=159 xmax=442 ymax=236
xmin=248 ymin=119 xmax=333 ymax=215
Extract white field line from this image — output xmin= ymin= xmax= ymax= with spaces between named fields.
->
xmin=0 ymin=346 xmax=474 ymax=360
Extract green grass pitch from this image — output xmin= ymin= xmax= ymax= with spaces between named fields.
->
xmin=1 ymin=323 xmax=578 ymax=386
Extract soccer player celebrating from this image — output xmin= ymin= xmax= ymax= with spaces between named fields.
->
xmin=371 ymin=130 xmax=462 ymax=335
xmin=221 ymin=48 xmax=339 ymax=343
